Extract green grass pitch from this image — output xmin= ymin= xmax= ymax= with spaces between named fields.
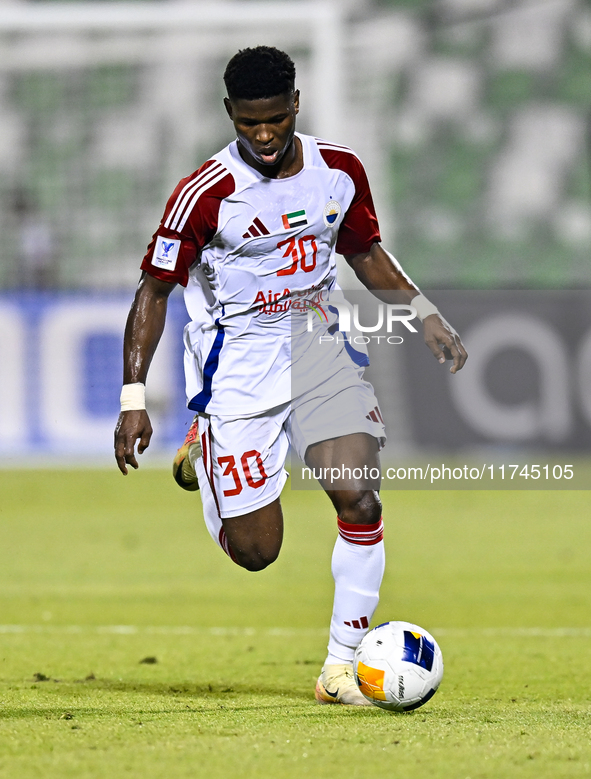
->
xmin=0 ymin=469 xmax=590 ymax=778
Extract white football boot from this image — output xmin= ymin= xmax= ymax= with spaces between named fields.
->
xmin=315 ymin=663 xmax=373 ymax=706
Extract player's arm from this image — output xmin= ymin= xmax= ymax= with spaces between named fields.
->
xmin=344 ymin=242 xmax=468 ymax=374
xmin=114 ymin=272 xmax=176 ymax=474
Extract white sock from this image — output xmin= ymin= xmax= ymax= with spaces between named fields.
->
xmin=325 ymin=517 xmax=385 ymax=666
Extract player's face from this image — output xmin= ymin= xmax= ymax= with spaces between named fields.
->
xmin=224 ymin=91 xmax=300 ymax=170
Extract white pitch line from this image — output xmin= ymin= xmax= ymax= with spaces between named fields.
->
xmin=0 ymin=625 xmax=326 ymax=636
xmin=433 ymin=627 xmax=591 ymax=638
xmin=0 ymin=626 xmax=590 ymax=637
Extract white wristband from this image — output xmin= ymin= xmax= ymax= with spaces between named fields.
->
xmin=411 ymin=294 xmax=440 ymax=322
xmin=120 ymin=383 xmax=146 ymax=412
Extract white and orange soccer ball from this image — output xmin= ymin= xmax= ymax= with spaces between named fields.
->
xmin=354 ymin=621 xmax=444 ymax=711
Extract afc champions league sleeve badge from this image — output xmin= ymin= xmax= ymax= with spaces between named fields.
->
xmin=323 ymin=200 xmax=341 ymax=228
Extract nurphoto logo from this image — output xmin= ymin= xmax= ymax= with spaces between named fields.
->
xmin=304 ymin=296 xmax=420 ymax=346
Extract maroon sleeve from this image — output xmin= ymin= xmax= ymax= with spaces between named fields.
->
xmin=318 ymin=146 xmax=381 ymax=255
xmin=141 ymin=159 xmax=235 ymax=287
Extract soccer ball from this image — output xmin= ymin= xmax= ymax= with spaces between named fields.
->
xmin=354 ymin=621 xmax=443 ymax=711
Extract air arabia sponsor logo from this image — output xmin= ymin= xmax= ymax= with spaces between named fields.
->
xmin=252 ymin=285 xmax=328 ymax=317
xmin=306 ymin=301 xmax=329 ymax=324
xmin=253 ymin=288 xmax=292 ymax=315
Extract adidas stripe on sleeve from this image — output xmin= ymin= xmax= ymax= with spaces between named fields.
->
xmin=141 ymin=159 xmax=235 ymax=287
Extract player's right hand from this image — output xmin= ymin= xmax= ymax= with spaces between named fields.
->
xmin=114 ymin=410 xmax=153 ymax=474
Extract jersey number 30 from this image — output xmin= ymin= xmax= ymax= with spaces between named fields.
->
xmin=276 ymin=235 xmax=318 ymax=276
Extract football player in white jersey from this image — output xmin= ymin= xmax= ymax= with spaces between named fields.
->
xmin=115 ymin=47 xmax=467 ymax=705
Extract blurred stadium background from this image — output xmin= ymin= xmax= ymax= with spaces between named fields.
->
xmin=0 ymin=0 xmax=589 ymax=461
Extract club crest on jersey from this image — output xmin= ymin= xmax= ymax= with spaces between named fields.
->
xmin=282 ymin=209 xmax=307 ymax=230
xmin=323 ymin=200 xmax=341 ymax=227
xmin=152 ymin=235 xmax=180 ymax=270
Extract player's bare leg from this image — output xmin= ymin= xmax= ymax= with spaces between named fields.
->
xmin=221 ymin=499 xmax=284 ymax=572
xmin=191 ymin=443 xmax=284 ymax=570
xmin=306 ymin=433 xmax=384 ymax=705
xmin=305 ymin=432 xmax=382 ymax=521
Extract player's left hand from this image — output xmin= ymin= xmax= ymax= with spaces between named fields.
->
xmin=422 ymin=314 xmax=467 ymax=374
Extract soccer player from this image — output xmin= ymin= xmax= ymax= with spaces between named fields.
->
xmin=114 ymin=47 xmax=467 ymax=705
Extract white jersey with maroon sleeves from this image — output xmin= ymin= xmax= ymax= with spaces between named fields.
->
xmin=141 ymin=133 xmax=381 ymax=416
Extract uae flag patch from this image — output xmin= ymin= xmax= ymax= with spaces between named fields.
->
xmin=282 ymin=209 xmax=307 ymax=229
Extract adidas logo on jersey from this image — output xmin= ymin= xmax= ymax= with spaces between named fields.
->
xmin=242 ymin=217 xmax=270 ymax=239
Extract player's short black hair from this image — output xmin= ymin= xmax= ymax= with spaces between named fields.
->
xmin=224 ymin=46 xmax=296 ymax=101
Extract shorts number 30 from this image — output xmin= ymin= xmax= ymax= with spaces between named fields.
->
xmin=217 ymin=450 xmax=268 ymax=497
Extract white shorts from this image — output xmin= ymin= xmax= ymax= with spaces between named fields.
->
xmin=196 ymin=380 xmax=385 ymax=519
